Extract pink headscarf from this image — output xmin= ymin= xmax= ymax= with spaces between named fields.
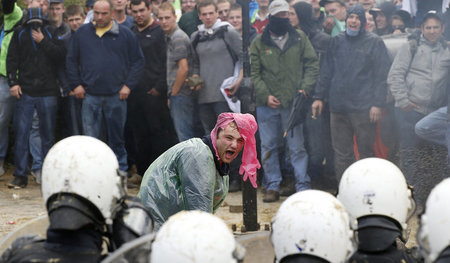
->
xmin=211 ymin=113 xmax=261 ymax=188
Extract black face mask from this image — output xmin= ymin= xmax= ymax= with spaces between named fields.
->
xmin=268 ymin=16 xmax=290 ymax=36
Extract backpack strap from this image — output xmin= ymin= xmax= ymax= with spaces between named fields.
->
xmin=406 ymin=33 xmax=420 ymax=73
xmin=192 ymin=25 xmax=239 ymax=65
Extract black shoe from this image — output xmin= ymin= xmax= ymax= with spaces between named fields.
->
xmin=229 ymin=180 xmax=241 ymax=192
xmin=263 ymin=190 xmax=280 ymax=202
xmin=279 ymin=183 xmax=295 ymax=197
xmin=7 ymin=176 xmax=28 ymax=189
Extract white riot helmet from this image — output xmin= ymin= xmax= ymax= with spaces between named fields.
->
xmin=337 ymin=158 xmax=414 ymax=251
xmin=42 ymin=136 xmax=125 ymax=230
xmin=418 ymin=178 xmax=450 ymax=263
xmin=271 ymin=190 xmax=356 ymax=263
xmin=151 ymin=210 xmax=245 ymax=263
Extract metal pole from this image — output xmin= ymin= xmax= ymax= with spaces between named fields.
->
xmin=237 ymin=0 xmax=258 ymax=232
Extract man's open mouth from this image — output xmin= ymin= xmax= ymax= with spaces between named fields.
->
xmin=225 ymin=150 xmax=235 ymax=156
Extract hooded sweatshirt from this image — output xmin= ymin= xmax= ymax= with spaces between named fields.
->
xmin=374 ymin=2 xmax=396 ymax=36
xmin=293 ymin=1 xmax=330 ymax=60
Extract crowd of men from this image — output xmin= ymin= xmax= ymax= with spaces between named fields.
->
xmin=3 ymin=0 xmax=450 ymax=261
xmin=1 ymin=0 xmax=450 ymax=209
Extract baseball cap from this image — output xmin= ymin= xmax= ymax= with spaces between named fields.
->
xmin=422 ymin=10 xmax=442 ymax=24
xmin=49 ymin=0 xmax=64 ymax=4
xmin=268 ymin=0 xmax=289 ymax=16
xmin=319 ymin=0 xmax=345 ymax=7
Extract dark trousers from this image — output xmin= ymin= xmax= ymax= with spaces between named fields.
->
xmin=198 ymin=102 xmax=231 ymax=135
xmin=60 ymin=96 xmax=83 ymax=138
xmin=128 ymin=92 xmax=177 ymax=175
xmin=330 ymin=110 xmax=376 ymax=182
xmin=304 ymin=101 xmax=334 ymax=179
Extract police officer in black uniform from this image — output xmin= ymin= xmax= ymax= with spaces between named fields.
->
xmin=0 ymin=136 xmax=153 ymax=263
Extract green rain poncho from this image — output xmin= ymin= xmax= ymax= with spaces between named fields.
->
xmin=138 ymin=138 xmax=229 ymax=230
xmin=138 ymin=113 xmax=260 ymax=230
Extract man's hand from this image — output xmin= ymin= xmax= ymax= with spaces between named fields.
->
xmin=10 ymin=85 xmax=22 ymax=99
xmin=323 ymin=16 xmax=335 ymax=34
xmin=311 ymin=100 xmax=323 ymax=119
xmin=31 ymin=28 xmax=44 ymax=43
xmin=187 ymin=74 xmax=202 ymax=91
xmin=119 ymin=85 xmax=130 ymax=100
xmin=267 ymin=95 xmax=280 ymax=109
xmin=229 ymin=69 xmax=243 ymax=95
xmin=369 ymin=106 xmax=382 ymax=123
xmin=228 ymin=80 xmax=241 ymax=95
xmin=69 ymin=85 xmax=85 ymax=99
xmin=147 ymin=88 xmax=160 ymax=96
xmin=401 ymin=101 xmax=419 ymax=112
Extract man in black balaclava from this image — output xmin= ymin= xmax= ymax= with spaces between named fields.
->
xmin=312 ymin=4 xmax=391 ymax=183
xmin=250 ymin=0 xmax=319 ymax=203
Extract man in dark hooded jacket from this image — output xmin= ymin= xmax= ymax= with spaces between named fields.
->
xmin=312 ymin=4 xmax=390 ymax=182
xmin=369 ymin=1 xmax=396 ymax=36
xmin=291 ymin=1 xmax=334 ymax=188
xmin=6 ymin=7 xmax=65 ymax=188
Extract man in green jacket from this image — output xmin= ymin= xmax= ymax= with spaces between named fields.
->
xmin=250 ymin=0 xmax=319 ymax=202
xmin=138 ymin=112 xmax=260 ymax=230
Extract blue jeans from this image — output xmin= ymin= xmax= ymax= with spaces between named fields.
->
xmin=13 ymin=94 xmax=57 ymax=177
xmin=395 ymin=108 xmax=426 ymax=150
xmin=29 ymin=109 xmax=42 ymax=171
xmin=0 ymin=76 xmax=15 ymax=161
xmin=198 ymin=102 xmax=231 ymax=134
xmin=170 ymin=95 xmax=195 ymax=142
xmin=415 ymin=106 xmax=448 ymax=146
xmin=82 ymin=94 xmax=128 ymax=171
xmin=415 ymin=106 xmax=450 ymax=165
xmin=257 ymin=106 xmax=310 ymax=192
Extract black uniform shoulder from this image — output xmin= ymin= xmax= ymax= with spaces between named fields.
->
xmin=0 ymin=235 xmax=45 ymax=263
xmin=349 ymin=246 xmax=421 ymax=263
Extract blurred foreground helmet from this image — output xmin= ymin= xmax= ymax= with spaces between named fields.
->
xmin=42 ymin=136 xmax=125 ymax=231
xmin=151 ymin=210 xmax=245 ymax=263
xmin=112 ymin=196 xmax=154 ymax=248
xmin=418 ymin=178 xmax=450 ymax=263
xmin=271 ymin=190 xmax=356 ymax=263
xmin=337 ymin=158 xmax=415 ymax=251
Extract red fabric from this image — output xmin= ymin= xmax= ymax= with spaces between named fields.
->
xmin=252 ymin=18 xmax=269 ymax=34
xmin=353 ymin=111 xmax=389 ymax=160
xmin=210 ymin=113 xmax=261 ymax=188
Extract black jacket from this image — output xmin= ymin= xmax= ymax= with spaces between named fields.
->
xmin=131 ymin=21 xmax=167 ymax=96
xmin=7 ymin=23 xmax=65 ymax=97
xmin=316 ymin=30 xmax=390 ymax=113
